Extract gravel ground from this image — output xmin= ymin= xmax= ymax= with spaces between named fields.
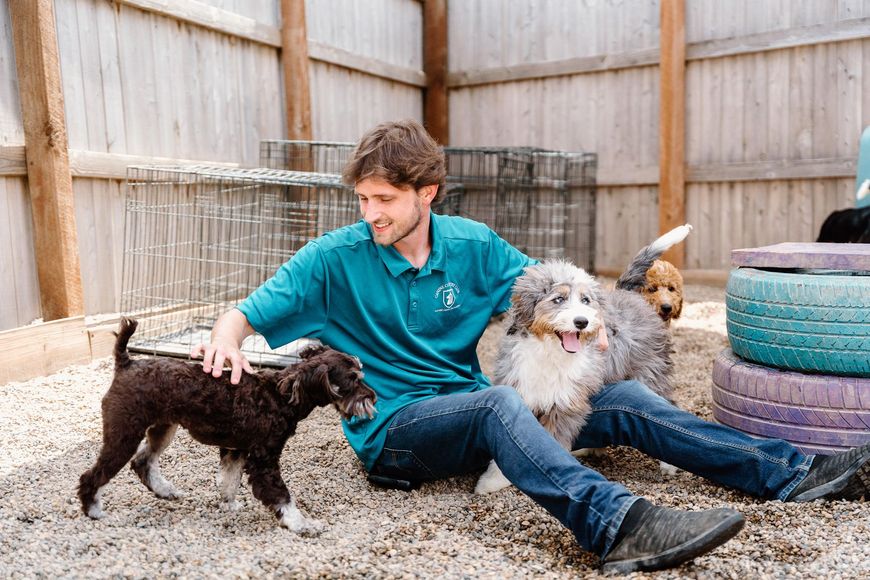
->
xmin=2 ymin=282 xmax=868 ymax=578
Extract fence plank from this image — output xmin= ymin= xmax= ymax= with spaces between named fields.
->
xmin=308 ymin=40 xmax=426 ymax=88
xmin=0 ymin=316 xmax=92 ymax=384
xmin=659 ymin=0 xmax=687 ymax=267
xmin=423 ymin=0 xmax=448 ymax=143
xmin=116 ymin=0 xmax=281 ymax=47
xmin=281 ymin=0 xmax=312 ymax=139
xmin=9 ymin=0 xmax=84 ymax=320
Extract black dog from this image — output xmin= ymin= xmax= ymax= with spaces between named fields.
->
xmin=78 ymin=318 xmax=375 ymax=533
xmin=816 ymin=206 xmax=870 ymax=243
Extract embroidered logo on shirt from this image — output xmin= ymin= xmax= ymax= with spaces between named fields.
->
xmin=434 ymin=282 xmax=461 ymax=312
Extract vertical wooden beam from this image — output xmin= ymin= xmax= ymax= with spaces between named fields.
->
xmin=280 ymin=0 xmax=312 ymax=140
xmin=659 ymin=0 xmax=687 ymax=267
xmin=9 ymin=0 xmax=84 ymax=320
xmin=423 ymin=0 xmax=448 ymax=144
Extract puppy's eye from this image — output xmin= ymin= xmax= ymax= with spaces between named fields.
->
xmin=552 ymin=296 xmax=565 ymax=304
xmin=581 ymin=296 xmax=590 ymax=305
xmin=647 ymin=286 xmax=656 ymax=293
xmin=668 ymin=286 xmax=675 ymax=292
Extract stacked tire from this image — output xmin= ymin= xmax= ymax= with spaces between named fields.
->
xmin=712 ymin=243 xmax=870 ymax=455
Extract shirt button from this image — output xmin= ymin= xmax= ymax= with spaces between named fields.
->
xmin=412 ymin=301 xmax=418 ymax=307
xmin=411 ymin=281 xmax=417 ymax=287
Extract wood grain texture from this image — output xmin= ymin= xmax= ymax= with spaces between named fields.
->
xmin=423 ymin=0 xmax=448 ymax=143
xmin=281 ymin=0 xmax=312 ymax=139
xmin=658 ymin=0 xmax=686 ymax=267
xmin=0 ymin=316 xmax=92 ymax=384
xmin=9 ymin=0 xmax=84 ymax=320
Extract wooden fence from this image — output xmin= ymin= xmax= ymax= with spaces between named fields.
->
xmin=448 ymin=0 xmax=870 ymax=276
xmin=0 ymin=0 xmax=424 ymax=331
xmin=2 ymin=0 xmax=869 ymax=334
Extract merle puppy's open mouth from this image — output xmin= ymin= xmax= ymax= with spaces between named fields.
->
xmin=557 ymin=331 xmax=581 ymax=353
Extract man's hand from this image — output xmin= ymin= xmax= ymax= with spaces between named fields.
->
xmin=190 ymin=340 xmax=253 ymax=385
xmin=190 ymin=308 xmax=256 ymax=385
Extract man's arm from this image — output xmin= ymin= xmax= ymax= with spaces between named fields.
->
xmin=190 ymin=308 xmax=255 ymax=384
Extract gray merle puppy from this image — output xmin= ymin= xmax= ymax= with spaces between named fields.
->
xmin=475 ymin=225 xmax=692 ymax=494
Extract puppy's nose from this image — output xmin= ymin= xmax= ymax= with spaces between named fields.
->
xmin=661 ymin=304 xmax=673 ymax=314
xmin=573 ymin=316 xmax=588 ymax=330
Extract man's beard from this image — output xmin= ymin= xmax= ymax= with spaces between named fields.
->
xmin=372 ymin=199 xmax=423 ymax=247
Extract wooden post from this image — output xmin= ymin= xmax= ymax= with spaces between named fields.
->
xmin=423 ymin=0 xmax=448 ymax=144
xmin=658 ymin=0 xmax=687 ymax=267
xmin=9 ymin=0 xmax=84 ymax=320
xmin=280 ymin=0 xmax=312 ymax=140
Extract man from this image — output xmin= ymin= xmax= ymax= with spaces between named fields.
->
xmin=193 ymin=120 xmax=870 ymax=574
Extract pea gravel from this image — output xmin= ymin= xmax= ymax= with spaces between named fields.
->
xmin=1 ymin=283 xmax=868 ymax=579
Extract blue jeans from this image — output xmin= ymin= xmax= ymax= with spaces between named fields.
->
xmin=370 ymin=381 xmax=813 ymax=557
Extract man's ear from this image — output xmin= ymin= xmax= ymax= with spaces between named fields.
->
xmin=418 ymin=184 xmax=438 ymax=205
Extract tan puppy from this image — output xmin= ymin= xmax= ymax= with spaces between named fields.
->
xmin=640 ymin=259 xmax=684 ymax=326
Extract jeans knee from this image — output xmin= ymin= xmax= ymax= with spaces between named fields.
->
xmin=480 ymin=385 xmax=526 ymax=416
xmin=595 ymin=379 xmax=669 ymax=407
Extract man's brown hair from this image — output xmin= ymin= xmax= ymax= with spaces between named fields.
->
xmin=343 ymin=119 xmax=446 ymax=203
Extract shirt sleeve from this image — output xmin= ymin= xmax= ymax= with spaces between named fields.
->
xmin=485 ymin=229 xmax=537 ymax=314
xmin=237 ymin=240 xmax=329 ymax=349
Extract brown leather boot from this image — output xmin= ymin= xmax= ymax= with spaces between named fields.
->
xmin=601 ymin=504 xmax=745 ymax=574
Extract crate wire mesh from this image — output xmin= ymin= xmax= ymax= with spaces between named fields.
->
xmin=260 ymin=140 xmax=596 ymax=268
xmin=121 ymin=165 xmax=351 ymax=366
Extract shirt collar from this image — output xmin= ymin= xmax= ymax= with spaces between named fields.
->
xmin=370 ymin=211 xmax=447 ymax=278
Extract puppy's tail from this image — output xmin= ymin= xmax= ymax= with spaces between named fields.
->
xmin=615 ymin=224 xmax=693 ymax=291
xmin=114 ymin=317 xmax=138 ymax=368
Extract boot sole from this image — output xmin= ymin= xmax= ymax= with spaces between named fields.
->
xmin=600 ymin=512 xmax=745 ymax=574
xmin=789 ymin=451 xmax=870 ymax=502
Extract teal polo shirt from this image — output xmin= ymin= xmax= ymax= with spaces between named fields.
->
xmin=238 ymin=212 xmax=533 ymax=470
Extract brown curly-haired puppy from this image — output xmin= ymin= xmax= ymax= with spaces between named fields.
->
xmin=640 ymin=259 xmax=684 ymax=325
xmin=78 ymin=318 xmax=375 ymax=533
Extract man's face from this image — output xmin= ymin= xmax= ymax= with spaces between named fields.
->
xmin=355 ymin=178 xmax=425 ymax=247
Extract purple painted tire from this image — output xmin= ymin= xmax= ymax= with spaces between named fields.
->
xmin=712 ymin=348 xmax=870 ymax=455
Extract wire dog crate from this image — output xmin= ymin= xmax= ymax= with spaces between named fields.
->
xmin=442 ymin=147 xmax=596 ymax=265
xmin=260 ymin=140 xmax=597 ymax=268
xmin=121 ymin=165 xmax=353 ymax=366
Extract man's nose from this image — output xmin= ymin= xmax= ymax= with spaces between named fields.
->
xmin=362 ymin=200 xmax=383 ymax=217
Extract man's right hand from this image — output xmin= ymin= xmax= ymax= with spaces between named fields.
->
xmin=190 ymin=340 xmax=253 ymax=385
xmin=190 ymin=308 xmax=256 ymax=385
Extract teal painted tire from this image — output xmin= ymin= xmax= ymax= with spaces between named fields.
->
xmin=726 ymin=268 xmax=870 ymax=378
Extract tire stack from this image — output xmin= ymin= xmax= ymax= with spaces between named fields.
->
xmin=712 ymin=243 xmax=870 ymax=455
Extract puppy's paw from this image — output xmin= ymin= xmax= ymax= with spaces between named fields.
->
xmin=297 ymin=517 xmax=326 ymax=536
xmin=659 ymin=461 xmax=680 ymax=476
xmin=151 ymin=480 xmax=183 ymax=500
xmin=474 ymin=461 xmax=512 ymax=495
xmin=220 ymin=499 xmax=241 ymax=512
xmin=278 ymin=502 xmax=325 ymax=535
xmin=85 ymin=503 xmax=106 ymax=520
xmin=571 ymin=447 xmax=607 ymax=458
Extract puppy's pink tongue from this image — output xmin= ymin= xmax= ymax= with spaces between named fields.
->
xmin=558 ymin=331 xmax=581 ymax=353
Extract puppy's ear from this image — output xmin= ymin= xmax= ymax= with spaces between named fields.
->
xmin=314 ymin=363 xmax=338 ymax=399
xmin=278 ymin=369 xmax=302 ymax=405
xmin=299 ymin=344 xmax=329 ymax=359
xmin=588 ymin=279 xmax=604 ymax=304
xmin=666 ymin=264 xmax=684 ymax=319
xmin=671 ymin=292 xmax=683 ymax=320
xmin=510 ymin=270 xmax=550 ymax=330
xmin=279 ymin=362 xmax=333 ymax=406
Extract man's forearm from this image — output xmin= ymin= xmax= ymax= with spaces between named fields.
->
xmin=211 ymin=308 xmax=255 ymax=347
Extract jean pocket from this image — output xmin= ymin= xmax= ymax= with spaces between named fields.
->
xmin=375 ymin=448 xmax=433 ymax=479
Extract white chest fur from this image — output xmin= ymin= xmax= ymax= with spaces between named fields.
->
xmin=495 ymin=333 xmax=604 ymax=414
